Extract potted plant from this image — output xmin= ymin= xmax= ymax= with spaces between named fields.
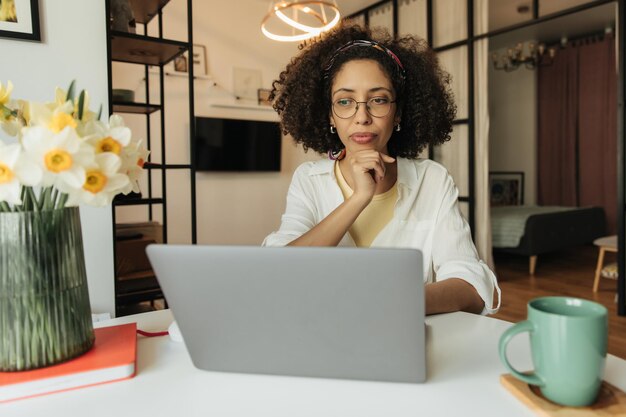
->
xmin=0 ymin=80 xmax=147 ymax=371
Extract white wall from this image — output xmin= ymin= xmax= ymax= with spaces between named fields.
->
xmin=113 ymin=1 xmax=320 ymax=245
xmin=0 ymin=1 xmax=114 ymax=314
xmin=488 ymin=51 xmax=537 ymax=205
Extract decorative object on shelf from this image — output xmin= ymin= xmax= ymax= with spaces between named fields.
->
xmin=0 ymin=0 xmax=40 ymax=41
xmin=261 ymin=0 xmax=340 ymax=42
xmin=233 ymin=67 xmax=262 ymax=101
xmin=0 ymin=80 xmax=148 ymax=371
xmin=112 ymin=88 xmax=135 ymax=102
xmin=257 ymin=88 xmax=272 ymax=106
xmin=173 ymin=55 xmax=188 ymax=73
xmin=492 ymin=41 xmax=556 ymax=72
xmin=109 ymin=0 xmax=136 ymax=33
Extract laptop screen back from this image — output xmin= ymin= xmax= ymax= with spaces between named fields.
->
xmin=147 ymin=245 xmax=426 ymax=383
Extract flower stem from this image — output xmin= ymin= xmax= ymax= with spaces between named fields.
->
xmin=19 ymin=186 xmax=27 ymax=210
xmin=28 ymin=187 xmax=38 ymax=211
xmin=56 ymin=193 xmax=68 ymax=209
xmin=38 ymin=187 xmax=52 ymax=211
xmin=51 ymin=188 xmax=58 ymax=208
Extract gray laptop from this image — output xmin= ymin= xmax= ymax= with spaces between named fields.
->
xmin=146 ymin=245 xmax=426 ymax=383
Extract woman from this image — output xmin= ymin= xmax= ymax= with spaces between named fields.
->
xmin=263 ymin=24 xmax=500 ymax=315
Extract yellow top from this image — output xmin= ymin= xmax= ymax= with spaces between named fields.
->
xmin=334 ymin=161 xmax=397 ymax=247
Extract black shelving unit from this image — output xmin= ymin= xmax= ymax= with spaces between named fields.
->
xmin=109 ymin=31 xmax=188 ymax=65
xmin=105 ymin=0 xmax=197 ymax=317
xmin=112 ymin=101 xmax=162 ymax=114
xmin=128 ymin=0 xmax=170 ymax=24
xmin=113 ymin=197 xmax=165 ymax=206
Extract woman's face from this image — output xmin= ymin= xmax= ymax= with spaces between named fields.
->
xmin=329 ymin=59 xmax=399 ymax=155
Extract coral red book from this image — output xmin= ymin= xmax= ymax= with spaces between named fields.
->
xmin=0 ymin=323 xmax=137 ymax=403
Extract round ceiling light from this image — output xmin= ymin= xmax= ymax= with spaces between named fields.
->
xmin=261 ymin=1 xmax=341 ymax=42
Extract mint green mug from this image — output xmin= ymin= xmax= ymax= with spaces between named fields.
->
xmin=499 ymin=297 xmax=608 ymax=407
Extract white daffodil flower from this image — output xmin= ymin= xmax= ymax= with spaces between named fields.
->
xmin=66 ymin=153 xmax=129 ymax=207
xmin=22 ymin=125 xmax=94 ymax=193
xmin=28 ymin=100 xmax=77 ymax=133
xmin=0 ymin=142 xmax=42 ymax=204
xmin=1 ymin=114 xmax=21 ymax=138
xmin=53 ymin=87 xmax=97 ymax=123
xmin=0 ymin=143 xmax=23 ymax=204
xmin=85 ymin=115 xmax=132 ymax=156
xmin=0 ymin=80 xmax=13 ymax=106
xmin=0 ymin=82 xmax=21 ymax=136
xmin=120 ymin=137 xmax=149 ymax=194
xmin=0 ymin=97 xmax=29 ymax=137
xmin=0 ymin=82 xmax=145 ymax=210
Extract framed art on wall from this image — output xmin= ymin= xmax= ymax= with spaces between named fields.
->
xmin=191 ymin=44 xmax=208 ymax=76
xmin=233 ymin=67 xmax=262 ymax=101
xmin=257 ymin=88 xmax=271 ymax=106
xmin=0 ymin=0 xmax=41 ymax=41
xmin=169 ymin=45 xmax=208 ymax=76
xmin=489 ymin=171 xmax=525 ymax=206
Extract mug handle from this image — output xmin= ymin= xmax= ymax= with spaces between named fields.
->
xmin=498 ymin=320 xmax=544 ymax=387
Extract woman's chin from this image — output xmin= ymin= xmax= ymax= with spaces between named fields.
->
xmin=349 ymin=144 xmax=388 ymax=154
xmin=349 ymin=140 xmax=377 ymax=149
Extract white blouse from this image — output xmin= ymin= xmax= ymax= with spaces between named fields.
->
xmin=263 ymin=157 xmax=501 ymax=315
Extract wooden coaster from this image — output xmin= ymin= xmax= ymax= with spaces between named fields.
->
xmin=501 ymin=374 xmax=626 ymax=416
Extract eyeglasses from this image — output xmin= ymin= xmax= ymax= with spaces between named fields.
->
xmin=332 ymin=97 xmax=396 ymax=119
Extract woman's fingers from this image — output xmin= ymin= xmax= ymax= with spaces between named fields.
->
xmin=351 ymin=150 xmax=395 ymax=167
xmin=350 ymin=156 xmax=381 ymax=176
xmin=351 ymin=152 xmax=393 ymax=182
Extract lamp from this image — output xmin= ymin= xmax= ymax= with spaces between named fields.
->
xmin=492 ymin=42 xmax=557 ymax=72
xmin=261 ymin=1 xmax=341 ymax=42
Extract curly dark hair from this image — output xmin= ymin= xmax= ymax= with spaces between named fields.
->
xmin=270 ymin=23 xmax=456 ymax=158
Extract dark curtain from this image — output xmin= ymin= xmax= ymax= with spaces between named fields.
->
xmin=537 ymin=43 xmax=579 ymax=206
xmin=578 ymin=36 xmax=617 ymax=234
xmin=537 ymin=35 xmax=617 ymax=233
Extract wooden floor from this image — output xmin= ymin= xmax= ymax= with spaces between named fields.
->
xmin=492 ymin=245 xmax=626 ymax=359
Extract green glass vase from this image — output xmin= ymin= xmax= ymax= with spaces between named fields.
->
xmin=0 ymin=207 xmax=95 ymax=372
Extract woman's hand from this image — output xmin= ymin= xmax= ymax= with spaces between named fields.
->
xmin=287 ymin=150 xmax=394 ymax=247
xmin=345 ymin=150 xmax=395 ymax=203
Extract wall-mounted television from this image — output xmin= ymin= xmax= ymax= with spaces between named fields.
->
xmin=194 ymin=117 xmax=282 ymax=172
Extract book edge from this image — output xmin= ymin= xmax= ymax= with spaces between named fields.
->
xmin=0 ymin=363 xmax=136 ymax=403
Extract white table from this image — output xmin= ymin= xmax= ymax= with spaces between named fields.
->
xmin=3 ymin=310 xmax=626 ymax=417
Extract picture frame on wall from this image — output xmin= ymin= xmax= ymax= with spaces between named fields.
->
xmin=169 ymin=45 xmax=208 ymax=76
xmin=489 ymin=171 xmax=525 ymax=206
xmin=233 ymin=67 xmax=262 ymax=101
xmin=191 ymin=44 xmax=208 ymax=76
xmin=257 ymin=88 xmax=272 ymax=106
xmin=0 ymin=0 xmax=41 ymax=41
